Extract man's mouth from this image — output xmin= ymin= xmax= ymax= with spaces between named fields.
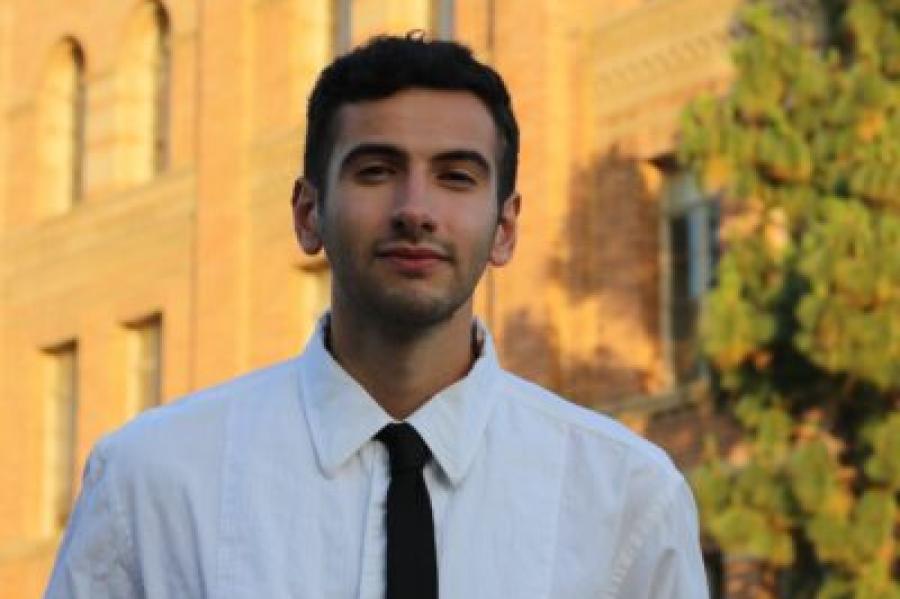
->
xmin=376 ymin=244 xmax=450 ymax=273
xmin=378 ymin=245 xmax=447 ymax=259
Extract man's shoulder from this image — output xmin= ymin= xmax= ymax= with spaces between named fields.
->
xmin=495 ymin=369 xmax=681 ymax=481
xmin=97 ymin=357 xmax=301 ymax=474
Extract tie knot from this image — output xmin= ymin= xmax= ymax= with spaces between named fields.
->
xmin=376 ymin=423 xmax=431 ymax=473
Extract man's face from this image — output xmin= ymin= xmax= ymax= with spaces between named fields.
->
xmin=294 ymin=88 xmax=519 ymax=329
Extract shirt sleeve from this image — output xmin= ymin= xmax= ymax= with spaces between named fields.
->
xmin=609 ymin=475 xmax=710 ymax=599
xmin=43 ymin=439 xmax=141 ymax=599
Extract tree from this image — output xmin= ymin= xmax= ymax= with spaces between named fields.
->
xmin=679 ymin=1 xmax=900 ymax=597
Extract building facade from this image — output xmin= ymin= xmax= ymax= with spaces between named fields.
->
xmin=0 ymin=0 xmax=740 ymax=596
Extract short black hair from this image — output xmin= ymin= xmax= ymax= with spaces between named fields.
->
xmin=303 ymin=32 xmax=519 ymax=206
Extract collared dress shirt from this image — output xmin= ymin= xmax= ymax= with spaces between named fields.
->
xmin=45 ymin=319 xmax=709 ymax=598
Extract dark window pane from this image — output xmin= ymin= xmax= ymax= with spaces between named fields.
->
xmin=665 ymin=172 xmax=719 ymax=386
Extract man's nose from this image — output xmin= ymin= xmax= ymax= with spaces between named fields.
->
xmin=390 ymin=169 xmax=436 ymax=237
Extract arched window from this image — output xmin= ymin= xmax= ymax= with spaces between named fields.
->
xmin=118 ymin=1 xmax=171 ymax=185
xmin=36 ymin=39 xmax=86 ymax=215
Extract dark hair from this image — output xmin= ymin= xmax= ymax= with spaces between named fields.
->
xmin=303 ymin=33 xmax=519 ymax=206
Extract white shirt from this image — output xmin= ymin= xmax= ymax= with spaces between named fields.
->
xmin=45 ymin=320 xmax=709 ymax=598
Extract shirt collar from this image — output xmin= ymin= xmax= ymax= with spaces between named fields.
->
xmin=298 ymin=315 xmax=502 ymax=486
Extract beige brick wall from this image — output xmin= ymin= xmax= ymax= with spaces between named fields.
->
xmin=0 ymin=0 xmax=740 ymax=595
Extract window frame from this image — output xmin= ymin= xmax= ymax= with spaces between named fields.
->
xmin=658 ymin=167 xmax=719 ymax=391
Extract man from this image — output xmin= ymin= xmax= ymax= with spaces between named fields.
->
xmin=45 ymin=34 xmax=708 ymax=598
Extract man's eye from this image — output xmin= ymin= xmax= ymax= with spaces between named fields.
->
xmin=355 ymin=164 xmax=394 ymax=182
xmin=440 ymin=170 xmax=477 ymax=188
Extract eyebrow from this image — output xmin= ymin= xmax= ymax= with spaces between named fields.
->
xmin=339 ymin=143 xmax=492 ymax=176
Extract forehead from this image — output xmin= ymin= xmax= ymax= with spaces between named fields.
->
xmin=330 ymin=89 xmax=499 ymax=163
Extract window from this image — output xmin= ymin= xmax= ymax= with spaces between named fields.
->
xmin=37 ymin=39 xmax=86 ymax=214
xmin=152 ymin=4 xmax=171 ymax=174
xmin=118 ymin=0 xmax=171 ymax=184
xmin=125 ymin=314 xmax=163 ymax=416
xmin=345 ymin=0 xmax=439 ymax=49
xmin=660 ymin=170 xmax=718 ymax=386
xmin=71 ymin=48 xmax=87 ymax=205
xmin=431 ymin=0 xmax=454 ymax=39
xmin=43 ymin=340 xmax=79 ymax=532
xmin=332 ymin=0 xmax=352 ymax=55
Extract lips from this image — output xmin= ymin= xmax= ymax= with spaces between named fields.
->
xmin=376 ymin=244 xmax=450 ymax=274
xmin=377 ymin=246 xmax=447 ymax=260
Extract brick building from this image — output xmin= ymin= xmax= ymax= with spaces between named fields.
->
xmin=0 ymin=0 xmax=742 ymax=596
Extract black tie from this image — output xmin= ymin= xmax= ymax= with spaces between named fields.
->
xmin=376 ymin=423 xmax=438 ymax=599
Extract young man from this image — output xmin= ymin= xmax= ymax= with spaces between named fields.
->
xmin=45 ymin=35 xmax=708 ymax=598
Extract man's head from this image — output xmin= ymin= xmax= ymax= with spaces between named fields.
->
xmin=293 ymin=34 xmax=521 ymax=332
xmin=302 ymin=33 xmax=519 ymax=207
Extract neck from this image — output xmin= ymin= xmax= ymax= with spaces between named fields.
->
xmin=327 ymin=303 xmax=477 ymax=420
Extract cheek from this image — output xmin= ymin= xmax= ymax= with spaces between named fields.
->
xmin=324 ymin=193 xmax=390 ymax=239
xmin=449 ymin=206 xmax=499 ymax=255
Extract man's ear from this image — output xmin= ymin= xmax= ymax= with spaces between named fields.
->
xmin=292 ymin=178 xmax=323 ymax=255
xmin=489 ymin=191 xmax=521 ymax=267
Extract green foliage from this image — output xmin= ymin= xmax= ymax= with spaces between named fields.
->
xmin=680 ymin=1 xmax=900 ymax=595
xmin=864 ymin=413 xmax=900 ymax=491
xmin=795 ymin=199 xmax=900 ymax=388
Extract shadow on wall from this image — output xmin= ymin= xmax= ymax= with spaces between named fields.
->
xmin=500 ymin=148 xmax=664 ymax=409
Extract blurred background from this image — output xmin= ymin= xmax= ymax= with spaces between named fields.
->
xmin=1 ymin=1 xmax=897 ymax=598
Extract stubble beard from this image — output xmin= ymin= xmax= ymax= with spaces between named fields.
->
xmin=337 ymin=263 xmax=480 ymax=333
xmin=329 ymin=240 xmax=491 ymax=336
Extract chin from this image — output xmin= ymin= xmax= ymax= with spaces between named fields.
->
xmin=377 ymin=302 xmax=458 ymax=329
xmin=369 ymin=291 xmax=469 ymax=330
